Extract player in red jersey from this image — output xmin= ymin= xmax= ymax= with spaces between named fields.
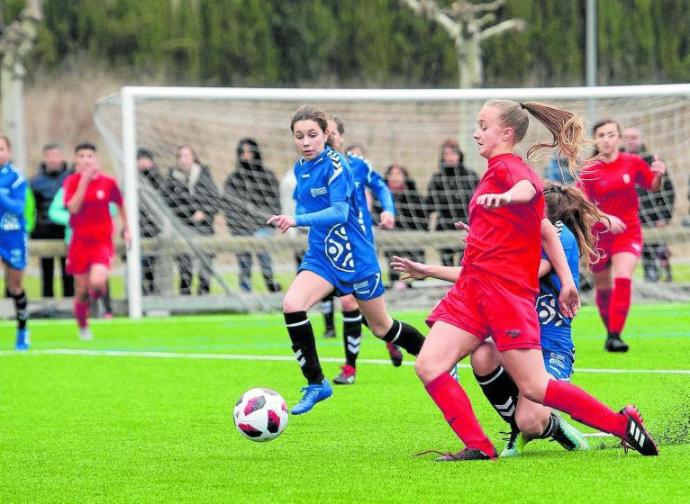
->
xmin=414 ymin=100 xmax=658 ymax=461
xmin=579 ymin=119 xmax=666 ymax=352
xmin=64 ymin=143 xmax=130 ymax=340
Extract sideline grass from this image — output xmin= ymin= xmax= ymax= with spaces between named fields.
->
xmin=1 ymin=305 xmax=689 ymax=503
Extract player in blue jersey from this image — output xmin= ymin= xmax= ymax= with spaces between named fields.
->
xmin=323 ymin=117 xmax=403 ymax=385
xmin=268 ymin=105 xmax=426 ymax=415
xmin=0 ymin=136 xmax=30 ymax=350
xmin=391 ymin=180 xmax=602 ymax=456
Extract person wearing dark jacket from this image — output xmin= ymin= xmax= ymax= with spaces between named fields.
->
xmin=29 ymin=143 xmax=74 ymax=297
xmin=623 ymin=128 xmax=676 ymax=282
xmin=425 ymin=139 xmax=480 ymax=266
xmin=137 ymin=149 xmax=165 ymax=294
xmin=374 ymin=164 xmax=428 ymax=289
xmin=161 ymin=144 xmax=219 ymax=295
xmin=223 ymin=138 xmax=282 ymax=293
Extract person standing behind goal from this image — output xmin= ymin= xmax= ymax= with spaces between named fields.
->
xmin=64 ymin=143 xmax=130 ymax=340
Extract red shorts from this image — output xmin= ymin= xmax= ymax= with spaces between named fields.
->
xmin=426 ymin=270 xmax=541 ymax=352
xmin=66 ymin=237 xmax=114 ymax=275
xmin=590 ymin=224 xmax=643 ymax=273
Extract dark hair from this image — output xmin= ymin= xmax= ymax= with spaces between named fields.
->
xmin=74 ymin=142 xmax=96 ymax=154
xmin=440 ymin=138 xmax=464 ymax=163
xmin=543 ymin=180 xmax=603 ymax=268
xmin=0 ymin=135 xmax=11 ymax=149
xmin=592 ymin=118 xmax=621 ymax=136
xmin=137 ymin=148 xmax=154 ymax=161
xmin=330 ymin=115 xmax=345 ymax=135
xmin=236 ymin=137 xmax=262 ymax=163
xmin=43 ymin=143 xmax=61 ymax=152
xmin=385 ymin=163 xmax=410 ymax=179
xmin=484 ymin=100 xmax=587 ymax=178
xmin=290 ymin=105 xmax=329 ymax=133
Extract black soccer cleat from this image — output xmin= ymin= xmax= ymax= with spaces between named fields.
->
xmin=605 ymin=337 xmax=629 ymax=353
xmin=386 ymin=342 xmax=403 ymax=367
xmin=433 ymin=448 xmax=497 ymax=462
xmin=620 ymin=405 xmax=659 ymax=456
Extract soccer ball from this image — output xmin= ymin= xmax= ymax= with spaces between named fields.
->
xmin=233 ymin=388 xmax=288 ymax=442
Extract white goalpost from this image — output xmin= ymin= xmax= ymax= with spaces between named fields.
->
xmin=94 ymin=84 xmax=690 ymax=318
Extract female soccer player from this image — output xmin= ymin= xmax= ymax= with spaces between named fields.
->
xmin=64 ymin=143 xmax=130 ymax=340
xmin=580 ymin=119 xmax=666 ymax=352
xmin=412 ymin=100 xmax=658 ymax=461
xmin=267 ymin=106 xmax=425 ymax=415
xmin=392 ymin=181 xmax=602 ymax=457
xmin=325 ymin=116 xmax=402 ymax=385
xmin=0 ymin=136 xmax=29 ymax=350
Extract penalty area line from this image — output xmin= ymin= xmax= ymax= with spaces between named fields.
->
xmin=1 ymin=348 xmax=690 ymax=375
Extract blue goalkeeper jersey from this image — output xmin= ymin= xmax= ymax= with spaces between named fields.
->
xmin=0 ymin=161 xmax=28 ymax=270
xmin=347 ymin=152 xmax=395 ymax=240
xmin=537 ymin=221 xmax=578 ymax=357
xmin=293 ymin=146 xmax=380 ymax=285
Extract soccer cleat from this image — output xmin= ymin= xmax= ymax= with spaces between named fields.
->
xmin=605 ymin=337 xmax=629 ymax=352
xmin=550 ymin=413 xmax=589 ymax=451
xmin=434 ymin=448 xmax=497 ymax=462
xmin=323 ymin=328 xmax=336 ymax=339
xmin=449 ymin=364 xmax=459 ymax=382
xmin=15 ymin=328 xmax=29 ymax=351
xmin=291 ymin=379 xmax=333 ymax=415
xmin=78 ymin=327 xmax=94 ymax=341
xmin=620 ymin=405 xmax=659 ymax=456
xmin=333 ymin=364 xmax=356 ymax=385
xmin=386 ymin=342 xmax=403 ymax=367
xmin=500 ymin=430 xmax=527 ymax=458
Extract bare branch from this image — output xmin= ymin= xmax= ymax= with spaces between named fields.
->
xmin=479 ymin=18 xmax=526 ymax=41
xmin=476 ymin=13 xmax=496 ymax=28
xmin=463 ymin=0 xmax=504 ymax=15
xmin=400 ymin=0 xmax=460 ymax=40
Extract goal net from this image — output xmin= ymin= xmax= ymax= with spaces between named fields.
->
xmin=93 ymin=85 xmax=690 ymax=317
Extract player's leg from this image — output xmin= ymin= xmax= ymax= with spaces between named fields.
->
xmin=592 ymin=265 xmax=612 ymax=334
xmin=607 ymin=251 xmax=638 ymax=352
xmin=416 ymin=322 xmax=496 ymax=460
xmin=283 ymin=270 xmax=336 ymax=414
xmin=6 ymin=265 xmax=29 ymax=350
xmin=73 ymin=273 xmax=91 ymax=339
xmin=320 ymin=291 xmax=336 ymax=339
xmin=333 ymin=293 xmax=361 ymax=385
xmin=501 ymin=348 xmax=658 ymax=456
xmin=356 ymin=294 xmax=425 ymax=357
xmin=87 ymin=264 xmax=110 ymax=326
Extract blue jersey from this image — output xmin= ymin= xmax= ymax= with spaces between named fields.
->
xmin=293 ymin=147 xmax=381 ymax=293
xmin=537 ymin=221 xmax=579 ymax=357
xmin=0 ymin=162 xmax=28 ymax=270
xmin=347 ymin=153 xmax=395 ymax=240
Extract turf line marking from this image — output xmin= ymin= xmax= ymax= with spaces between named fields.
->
xmin=1 ymin=348 xmax=690 ymax=375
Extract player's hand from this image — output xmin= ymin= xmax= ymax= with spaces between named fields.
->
xmin=267 ymin=214 xmax=296 ymax=234
xmin=82 ymin=163 xmax=99 ymax=182
xmin=390 ymin=255 xmax=430 ymax=281
xmin=651 ymin=155 xmax=666 ymax=176
xmin=558 ymin=280 xmax=580 ymax=318
xmin=378 ymin=211 xmax=395 ymax=229
xmin=476 ymin=192 xmax=511 ymax=209
xmin=454 ymin=220 xmax=470 ymax=232
xmin=122 ymin=229 xmax=132 ymax=249
xmin=604 ymin=214 xmax=626 ymax=234
xmin=192 ymin=210 xmax=206 ymax=222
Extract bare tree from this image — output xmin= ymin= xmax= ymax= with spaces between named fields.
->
xmin=400 ymin=0 xmax=526 ymax=88
xmin=0 ymin=0 xmax=42 ymax=171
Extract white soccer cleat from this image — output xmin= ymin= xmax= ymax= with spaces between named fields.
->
xmin=78 ymin=327 xmax=94 ymax=341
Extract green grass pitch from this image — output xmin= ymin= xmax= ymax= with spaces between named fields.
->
xmin=1 ymin=304 xmax=689 ymax=503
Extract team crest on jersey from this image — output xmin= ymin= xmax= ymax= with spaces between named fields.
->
xmin=537 ymin=294 xmax=565 ymax=326
xmin=0 ymin=212 xmax=20 ymax=231
xmin=325 ymin=225 xmax=355 ymax=272
xmin=622 ymin=173 xmax=631 ymax=184
xmin=96 ymin=189 xmax=106 ymax=200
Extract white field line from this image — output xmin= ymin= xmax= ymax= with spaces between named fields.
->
xmin=1 ymin=348 xmax=689 ymax=375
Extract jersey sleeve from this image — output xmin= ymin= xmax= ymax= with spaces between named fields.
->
xmin=0 ymin=175 xmax=27 ymax=215
xmin=634 ymin=155 xmax=656 ymax=190
xmin=364 ymin=163 xmax=395 ymax=215
xmin=109 ymin=178 xmax=124 ymax=206
xmin=326 ymin=155 xmax=352 ymax=204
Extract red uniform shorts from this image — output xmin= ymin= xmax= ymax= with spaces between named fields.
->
xmin=590 ymin=224 xmax=643 ymax=273
xmin=66 ymin=237 xmax=114 ymax=275
xmin=426 ymin=269 xmax=541 ymax=352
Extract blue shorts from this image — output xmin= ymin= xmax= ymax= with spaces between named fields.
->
xmin=300 ymin=263 xmax=385 ymax=301
xmin=0 ymin=232 xmax=27 ymax=270
xmin=542 ymin=348 xmax=574 ymax=381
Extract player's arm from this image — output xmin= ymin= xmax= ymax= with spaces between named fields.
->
xmin=0 ymin=178 xmax=27 ymax=215
xmin=538 ymin=258 xmax=552 ymax=278
xmin=390 ymin=255 xmax=461 ymax=283
xmin=476 ymin=179 xmax=536 ymax=208
xmin=541 ymin=218 xmax=579 ymax=317
xmin=66 ymin=168 xmax=96 ymax=214
xmin=366 ymin=168 xmax=396 ymax=229
xmin=647 ymin=155 xmax=666 ymax=192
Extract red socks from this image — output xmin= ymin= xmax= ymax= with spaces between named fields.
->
xmin=609 ymin=278 xmax=632 ymax=334
xmin=595 ymin=288 xmax=612 ymax=330
xmin=543 ymin=379 xmax=626 ymax=438
xmin=74 ymin=299 xmax=89 ymax=329
xmin=425 ymin=373 xmax=496 ymax=457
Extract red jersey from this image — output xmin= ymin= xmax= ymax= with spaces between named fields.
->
xmin=461 ymin=153 xmax=545 ymax=296
xmin=64 ymin=172 xmax=123 ymax=242
xmin=578 ymin=152 xmax=655 ymax=229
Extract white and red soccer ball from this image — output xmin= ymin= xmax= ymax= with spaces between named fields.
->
xmin=233 ymin=388 xmax=288 ymax=442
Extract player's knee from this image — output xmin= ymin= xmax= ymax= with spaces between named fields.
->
xmin=470 ymin=343 xmax=498 ymax=376
xmin=282 ymin=296 xmax=306 ymax=313
xmin=340 ymin=295 xmax=357 ymax=311
xmin=515 ymin=410 xmax=548 ymax=437
xmin=414 ymin=354 xmax=442 ymax=384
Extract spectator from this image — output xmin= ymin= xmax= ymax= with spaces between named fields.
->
xmin=425 ymin=139 xmax=479 ymax=266
xmin=223 ymin=138 xmax=282 ymax=293
xmin=374 ymin=163 xmax=428 ymax=289
xmin=137 ymin=148 xmax=165 ymax=295
xmin=29 ymin=143 xmax=74 ymax=297
xmin=544 ymin=151 xmax=575 ymax=184
xmin=162 ymin=144 xmax=219 ymax=295
xmin=623 ymin=127 xmax=676 ymax=282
